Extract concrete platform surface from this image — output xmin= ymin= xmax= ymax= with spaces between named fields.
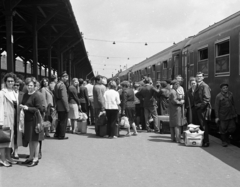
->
xmin=1 ymin=127 xmax=240 ymax=187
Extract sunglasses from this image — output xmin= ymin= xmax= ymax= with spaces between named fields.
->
xmin=14 ymin=84 xmax=20 ymax=87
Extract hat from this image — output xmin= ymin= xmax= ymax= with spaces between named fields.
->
xmin=60 ymin=71 xmax=68 ymax=77
xmin=171 ymin=79 xmax=179 ymax=85
xmin=160 ymin=81 xmax=167 ymax=88
xmin=220 ymin=82 xmax=229 ymax=88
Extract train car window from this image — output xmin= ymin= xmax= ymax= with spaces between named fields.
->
xmin=216 ymin=41 xmax=229 ymax=56
xmin=163 ymin=61 xmax=168 ymax=69
xmin=152 ymin=65 xmax=156 ymax=71
xmin=198 ymin=48 xmax=209 ymax=77
xmin=157 ymin=72 xmax=161 ymax=80
xmin=199 ymin=48 xmax=208 ymax=60
xmin=145 ymin=68 xmax=148 ymax=74
xmin=215 ymin=40 xmax=230 ymax=76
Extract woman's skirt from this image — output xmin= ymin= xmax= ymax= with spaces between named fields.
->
xmin=69 ymin=103 xmax=79 ymax=119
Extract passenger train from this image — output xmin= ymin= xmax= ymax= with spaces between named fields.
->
xmin=117 ymin=11 xmax=240 ymax=113
xmin=115 ymin=11 xmax=240 ymax=141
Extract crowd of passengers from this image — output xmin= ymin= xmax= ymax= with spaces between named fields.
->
xmin=0 ymin=70 xmax=237 ymax=167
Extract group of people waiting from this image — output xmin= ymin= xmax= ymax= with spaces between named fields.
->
xmin=0 ymin=70 xmax=237 ymax=167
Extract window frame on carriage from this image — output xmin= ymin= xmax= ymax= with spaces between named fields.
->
xmin=197 ymin=45 xmax=209 ymax=77
xmin=214 ymin=37 xmax=230 ymax=77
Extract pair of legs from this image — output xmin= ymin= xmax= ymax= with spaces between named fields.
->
xmin=71 ymin=119 xmax=78 ymax=133
xmin=144 ymin=106 xmax=159 ymax=132
xmin=170 ymin=127 xmax=181 ymax=143
xmin=196 ymin=109 xmax=209 ymax=145
xmin=105 ymin=109 xmax=119 ymax=138
xmin=125 ymin=107 xmax=138 ymax=135
xmin=219 ymin=118 xmax=236 ymax=147
xmin=0 ymin=148 xmax=13 ymax=165
xmin=28 ymin=141 xmax=39 ymax=162
xmin=87 ymin=98 xmax=95 ymax=125
xmin=55 ymin=111 xmax=69 ymax=138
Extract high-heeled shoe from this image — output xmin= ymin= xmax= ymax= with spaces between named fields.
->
xmin=0 ymin=160 xmax=12 ymax=167
xmin=22 ymin=159 xmax=33 ymax=165
xmin=6 ymin=159 xmax=18 ymax=164
xmin=27 ymin=160 xmax=39 ymax=167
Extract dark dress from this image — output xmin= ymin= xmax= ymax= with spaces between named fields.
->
xmin=13 ymin=101 xmax=17 ymax=145
xmin=22 ymin=91 xmax=44 ymax=144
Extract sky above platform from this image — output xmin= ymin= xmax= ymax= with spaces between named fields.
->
xmin=71 ymin=0 xmax=240 ymax=78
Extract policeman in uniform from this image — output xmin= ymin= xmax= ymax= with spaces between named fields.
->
xmin=54 ymin=71 xmax=69 ymax=140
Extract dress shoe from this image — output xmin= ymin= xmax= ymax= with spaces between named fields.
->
xmin=0 ymin=161 xmax=12 ymax=167
xmin=203 ymin=142 xmax=210 ymax=147
xmin=27 ymin=160 xmax=39 ymax=167
xmin=13 ymin=155 xmax=19 ymax=160
xmin=22 ymin=159 xmax=33 ymax=165
xmin=58 ymin=136 xmax=69 ymax=140
xmin=6 ymin=160 xmax=18 ymax=164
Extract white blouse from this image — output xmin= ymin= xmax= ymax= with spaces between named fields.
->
xmin=104 ymin=89 xmax=120 ymax=110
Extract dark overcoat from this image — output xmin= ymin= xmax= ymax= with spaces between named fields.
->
xmin=193 ymin=81 xmax=211 ymax=120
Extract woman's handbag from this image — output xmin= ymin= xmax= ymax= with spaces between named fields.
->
xmin=0 ymin=125 xmax=11 ymax=143
xmin=35 ymin=110 xmax=44 ymax=134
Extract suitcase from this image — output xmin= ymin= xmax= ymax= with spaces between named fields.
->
xmin=99 ymin=125 xmax=107 ymax=137
xmin=158 ymin=115 xmax=170 ymax=134
xmin=159 ymin=121 xmax=170 ymax=134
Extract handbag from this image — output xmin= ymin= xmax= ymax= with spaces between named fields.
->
xmin=0 ymin=125 xmax=11 ymax=143
xmin=35 ymin=110 xmax=44 ymax=134
xmin=96 ymin=112 xmax=107 ymax=126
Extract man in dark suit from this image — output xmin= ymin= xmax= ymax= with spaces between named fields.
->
xmin=136 ymin=77 xmax=159 ymax=132
xmin=193 ymin=72 xmax=211 ymax=147
xmin=54 ymin=71 xmax=69 ymax=140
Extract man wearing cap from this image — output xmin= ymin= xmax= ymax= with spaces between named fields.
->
xmin=215 ymin=83 xmax=237 ymax=147
xmin=194 ymin=72 xmax=211 ymax=147
xmin=54 ymin=71 xmax=69 ymax=140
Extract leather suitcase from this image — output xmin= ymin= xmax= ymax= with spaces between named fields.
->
xmin=160 ymin=121 xmax=170 ymax=134
xmin=99 ymin=125 xmax=107 ymax=137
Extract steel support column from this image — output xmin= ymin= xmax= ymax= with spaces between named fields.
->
xmin=0 ymin=54 xmax=2 ymax=76
xmin=48 ymin=47 xmax=52 ymax=79
xmin=45 ymin=66 xmax=47 ymax=77
xmin=24 ymin=60 xmax=27 ymax=78
xmin=33 ymin=9 xmax=38 ymax=79
xmin=39 ymin=63 xmax=42 ymax=78
xmin=60 ymin=52 xmax=63 ymax=73
xmin=5 ymin=9 xmax=14 ymax=72
xmin=69 ymin=49 xmax=72 ymax=80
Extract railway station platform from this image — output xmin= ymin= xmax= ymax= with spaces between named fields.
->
xmin=1 ymin=127 xmax=240 ymax=187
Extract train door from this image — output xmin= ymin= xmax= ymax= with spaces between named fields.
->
xmin=182 ymin=49 xmax=188 ymax=89
xmin=172 ymin=53 xmax=180 ymax=79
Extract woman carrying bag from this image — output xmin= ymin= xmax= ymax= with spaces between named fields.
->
xmin=20 ymin=78 xmax=44 ymax=167
xmin=0 ymin=73 xmax=18 ymax=167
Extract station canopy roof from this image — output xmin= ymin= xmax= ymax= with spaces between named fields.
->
xmin=0 ymin=0 xmax=93 ymax=77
